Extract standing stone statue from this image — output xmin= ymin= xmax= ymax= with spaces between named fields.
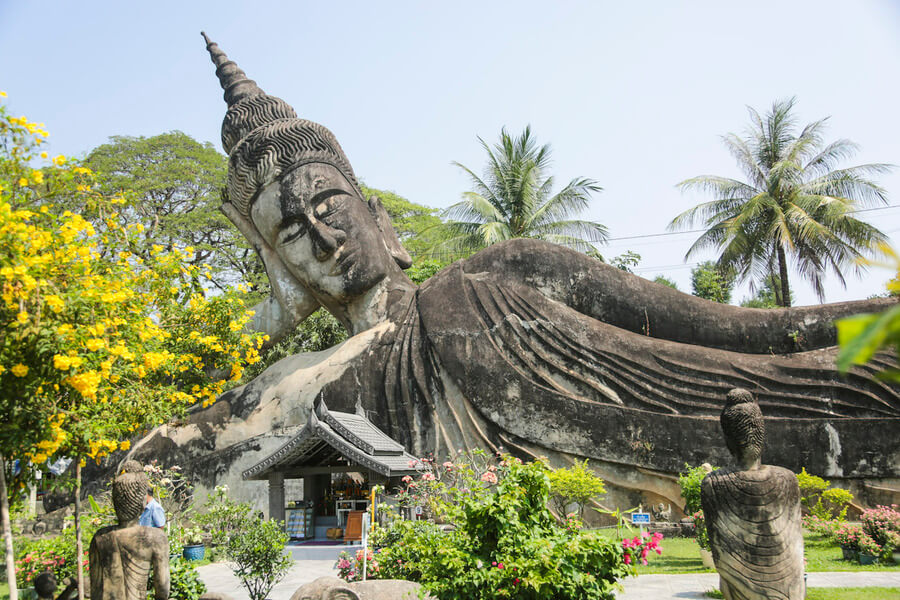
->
xmin=89 ymin=461 xmax=170 ymax=600
xmin=701 ymin=389 xmax=804 ymax=600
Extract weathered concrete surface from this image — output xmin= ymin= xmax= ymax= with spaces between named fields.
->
xmin=121 ymin=35 xmax=900 ymax=516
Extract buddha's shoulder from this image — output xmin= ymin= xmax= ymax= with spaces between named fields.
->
xmin=459 ymin=239 xmax=591 ymax=273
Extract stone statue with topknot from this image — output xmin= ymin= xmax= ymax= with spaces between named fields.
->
xmin=89 ymin=460 xmax=170 ymax=600
xmin=701 ymin=389 xmax=805 ymax=599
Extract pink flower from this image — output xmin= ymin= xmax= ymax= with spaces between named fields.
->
xmin=443 ymin=461 xmax=454 ymax=469
xmin=481 ymin=471 xmax=498 ymax=484
xmin=498 ymin=562 xmax=504 ymax=569
xmin=408 ymin=460 xmax=418 ymax=468
xmin=624 ymin=553 xmax=632 ymax=565
xmin=401 ymin=475 xmax=413 ymax=484
xmin=421 ymin=472 xmax=435 ymax=481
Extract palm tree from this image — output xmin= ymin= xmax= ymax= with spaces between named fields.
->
xmin=438 ymin=126 xmax=607 ymax=256
xmin=669 ymin=98 xmax=893 ymax=306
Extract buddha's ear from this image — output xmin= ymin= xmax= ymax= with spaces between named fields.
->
xmin=368 ymin=195 xmax=413 ymax=269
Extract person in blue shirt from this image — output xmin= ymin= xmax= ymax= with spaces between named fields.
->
xmin=139 ymin=488 xmax=166 ymax=529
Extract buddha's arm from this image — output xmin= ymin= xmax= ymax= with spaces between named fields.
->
xmin=151 ymin=539 xmax=171 ymax=600
xmin=462 ymin=239 xmax=895 ymax=354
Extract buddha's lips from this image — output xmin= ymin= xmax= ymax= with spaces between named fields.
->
xmin=331 ymin=246 xmax=358 ymax=274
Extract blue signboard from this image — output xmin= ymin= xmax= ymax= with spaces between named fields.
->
xmin=631 ymin=512 xmax=651 ymax=524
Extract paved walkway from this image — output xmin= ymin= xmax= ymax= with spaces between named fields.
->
xmin=197 ymin=562 xmax=900 ymax=600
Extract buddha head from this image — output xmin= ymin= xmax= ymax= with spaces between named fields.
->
xmin=202 ymin=33 xmax=411 ymax=309
xmin=112 ymin=460 xmax=150 ymax=524
xmin=720 ymin=388 xmax=765 ymax=470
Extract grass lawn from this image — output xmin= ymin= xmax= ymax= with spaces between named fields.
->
xmin=0 ymin=582 xmax=7 ymax=600
xmin=596 ymin=529 xmax=900 ymax=575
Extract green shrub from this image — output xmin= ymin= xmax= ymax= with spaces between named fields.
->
xmin=194 ymin=484 xmax=252 ymax=548
xmin=678 ymin=463 xmax=716 ymax=515
xmin=225 ymin=516 xmax=292 ymax=600
xmin=797 ymin=468 xmax=854 ymax=520
xmin=148 ymin=558 xmax=206 ymax=600
xmin=368 ymin=457 xmax=632 ymax=600
xmin=547 ymin=459 xmax=606 ymax=519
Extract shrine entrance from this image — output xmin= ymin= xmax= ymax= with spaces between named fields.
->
xmin=243 ymin=399 xmax=418 ymax=542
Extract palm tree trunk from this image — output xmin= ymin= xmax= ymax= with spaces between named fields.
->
xmin=0 ymin=456 xmax=19 ymax=600
xmin=777 ymin=245 xmax=791 ymax=307
xmin=75 ymin=458 xmax=85 ymax=600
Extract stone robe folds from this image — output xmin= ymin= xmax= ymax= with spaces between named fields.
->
xmin=129 ymin=240 xmax=900 ymax=504
xmin=701 ymin=466 xmax=805 ymax=600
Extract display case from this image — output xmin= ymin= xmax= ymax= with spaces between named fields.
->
xmin=285 ymin=506 xmax=315 ymax=539
xmin=335 ymin=499 xmax=369 ymax=526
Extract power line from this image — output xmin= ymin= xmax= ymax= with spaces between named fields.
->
xmin=410 ymin=203 xmax=900 ymax=263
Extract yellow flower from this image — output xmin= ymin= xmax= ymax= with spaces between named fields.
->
xmin=11 ymin=364 xmax=28 ymax=377
xmin=31 ymin=170 xmax=44 ymax=184
xmin=0 ymin=91 xmax=6 ymax=97
xmin=86 ymin=338 xmax=106 ymax=351
xmin=53 ymin=355 xmax=72 ymax=370
xmin=18 ymin=178 xmax=28 ymax=187
xmin=40 ymin=151 xmax=48 ymax=159
xmin=16 ymin=311 xmax=28 ymax=324
xmin=57 ymin=323 xmax=73 ymax=336
xmin=119 ymin=440 xmax=131 ymax=451
xmin=0 ymin=365 xmax=5 ymax=375
xmin=45 ymin=295 xmax=64 ymax=313
xmin=52 ymin=155 xmax=66 ymax=166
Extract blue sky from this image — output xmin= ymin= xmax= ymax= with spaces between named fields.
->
xmin=2 ymin=1 xmax=899 ymax=305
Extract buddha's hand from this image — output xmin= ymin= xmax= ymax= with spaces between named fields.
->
xmin=221 ymin=201 xmax=318 ymax=329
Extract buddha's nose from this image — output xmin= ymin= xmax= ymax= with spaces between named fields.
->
xmin=308 ymin=220 xmax=346 ymax=261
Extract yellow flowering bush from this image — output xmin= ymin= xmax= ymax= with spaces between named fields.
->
xmin=0 ymin=95 xmax=264 ymax=469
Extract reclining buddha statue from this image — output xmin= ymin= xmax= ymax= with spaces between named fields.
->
xmin=128 ymin=34 xmax=900 ymax=511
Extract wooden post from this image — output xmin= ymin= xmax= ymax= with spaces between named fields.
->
xmin=268 ymin=471 xmax=285 ymax=523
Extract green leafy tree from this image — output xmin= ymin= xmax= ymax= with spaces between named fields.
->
xmin=652 ymin=275 xmax=679 ymax=290
xmin=85 ymin=132 xmax=263 ymax=293
xmin=739 ymin=273 xmax=788 ymax=308
xmin=360 ymin=183 xmax=451 ymax=261
xmin=670 ymin=97 xmax=893 ymax=306
xmin=1 ymin=100 xmax=263 ymax=599
xmin=547 ymin=459 xmax=607 ymax=519
xmin=690 ymin=261 xmax=735 ymax=304
xmin=225 ymin=516 xmax=292 ymax=600
xmin=441 ymin=126 xmax=608 ymax=255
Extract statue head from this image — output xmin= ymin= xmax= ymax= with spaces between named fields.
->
xmin=721 ymin=388 xmax=765 ymax=470
xmin=112 ymin=460 xmax=150 ymax=524
xmin=34 ymin=571 xmax=57 ymax=600
xmin=202 ymin=33 xmax=411 ymax=309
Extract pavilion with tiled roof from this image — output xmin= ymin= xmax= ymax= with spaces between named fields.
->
xmin=243 ymin=399 xmax=419 ymax=523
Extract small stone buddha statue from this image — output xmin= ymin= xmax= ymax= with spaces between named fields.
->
xmin=700 ymin=388 xmax=805 ymax=600
xmin=89 ymin=460 xmax=170 ymax=600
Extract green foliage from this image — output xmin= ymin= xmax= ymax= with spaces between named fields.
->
xmin=678 ymin=464 xmax=715 ymax=516
xmin=360 ymin=184 xmax=451 ymax=261
xmin=245 ymin=308 xmax=348 ymax=379
xmin=84 ymin=132 xmax=262 ymax=293
xmin=406 ymin=259 xmax=449 ymax=285
xmin=149 ymin=558 xmax=206 ymax=600
xmin=610 ymin=251 xmax=641 ymax=273
xmin=15 ymin=507 xmax=112 ymax=587
xmin=369 ymin=458 xmax=632 ymax=600
xmin=224 ymin=516 xmax=292 ymax=600
xmin=671 ymin=97 xmax=892 ymax=306
xmin=837 ymin=302 xmax=900 ymax=383
xmin=547 ymin=459 xmax=606 ymax=519
xmin=442 ymin=126 xmax=607 ymax=256
xmin=194 ymin=485 xmax=253 ymax=548
xmin=690 ymin=261 xmax=735 ymax=304
xmin=797 ymin=468 xmax=854 ymax=520
xmin=739 ymin=274 xmax=788 ymax=308
xmin=652 ymin=275 xmax=678 ymax=290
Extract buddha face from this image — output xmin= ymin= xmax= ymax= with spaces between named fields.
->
xmin=250 ymin=162 xmax=396 ymax=304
